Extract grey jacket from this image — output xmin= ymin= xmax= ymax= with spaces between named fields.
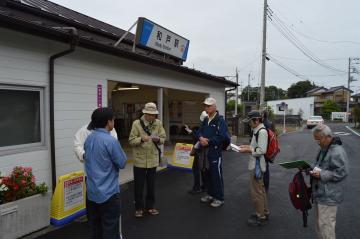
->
xmin=312 ymin=138 xmax=349 ymax=205
xmin=248 ymin=123 xmax=268 ymax=172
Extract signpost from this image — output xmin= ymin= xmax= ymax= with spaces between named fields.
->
xmin=50 ymin=171 xmax=86 ymax=226
xmin=135 ymin=17 xmax=190 ymax=61
xmin=277 ymin=102 xmax=288 ymax=133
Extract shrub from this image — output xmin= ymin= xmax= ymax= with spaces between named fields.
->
xmin=0 ymin=166 xmax=48 ymax=204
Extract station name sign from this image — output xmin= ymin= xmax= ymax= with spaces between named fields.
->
xmin=135 ymin=17 xmax=190 ymax=61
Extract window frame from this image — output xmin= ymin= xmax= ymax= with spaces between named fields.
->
xmin=0 ymin=84 xmax=46 ymax=155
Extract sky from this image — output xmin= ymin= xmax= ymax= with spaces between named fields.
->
xmin=50 ymin=0 xmax=360 ymax=92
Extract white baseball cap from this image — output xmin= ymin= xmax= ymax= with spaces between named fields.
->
xmin=203 ymin=97 xmax=216 ymax=106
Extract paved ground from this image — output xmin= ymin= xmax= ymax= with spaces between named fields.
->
xmin=35 ymin=123 xmax=360 ymax=239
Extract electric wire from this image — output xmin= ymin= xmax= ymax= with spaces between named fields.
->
xmin=267 ymin=7 xmax=346 ymax=73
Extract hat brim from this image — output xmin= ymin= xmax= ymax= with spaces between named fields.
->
xmin=203 ymin=102 xmax=213 ymax=106
xmin=142 ymin=109 xmax=159 ymax=115
xmin=87 ymin=121 xmax=95 ymax=130
xmin=242 ymin=117 xmax=261 ymax=123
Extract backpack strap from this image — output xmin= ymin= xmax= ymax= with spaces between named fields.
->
xmin=139 ymin=118 xmax=161 ymax=163
xmin=254 ymin=127 xmax=266 ymax=143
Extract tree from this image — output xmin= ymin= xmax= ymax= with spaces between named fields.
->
xmin=241 ymin=86 xmax=259 ymax=102
xmin=241 ymin=85 xmax=286 ymax=102
xmin=287 ymin=80 xmax=317 ymax=99
xmin=321 ymin=100 xmax=341 ymax=119
xmin=226 ymin=100 xmax=244 ymax=116
xmin=265 ymin=85 xmax=287 ymax=101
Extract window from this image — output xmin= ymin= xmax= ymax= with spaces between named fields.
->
xmin=0 ymin=85 xmax=45 ymax=152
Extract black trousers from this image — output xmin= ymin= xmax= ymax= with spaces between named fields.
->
xmin=133 ymin=166 xmax=156 ymax=210
xmin=192 ymin=154 xmax=207 ymax=190
xmin=87 ymin=193 xmax=121 ymax=239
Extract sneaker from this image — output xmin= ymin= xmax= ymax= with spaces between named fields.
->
xmin=210 ymin=199 xmax=224 ymax=208
xmin=200 ymin=195 xmax=213 ymax=203
xmin=247 ymin=216 xmax=267 ymax=227
xmin=188 ymin=188 xmax=202 ymax=195
xmin=250 ymin=212 xmax=270 ymax=220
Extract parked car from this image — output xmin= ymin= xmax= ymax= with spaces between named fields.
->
xmin=306 ymin=116 xmax=324 ymax=129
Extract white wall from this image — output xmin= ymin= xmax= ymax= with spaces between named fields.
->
xmin=267 ymin=97 xmax=315 ymax=120
xmin=0 ymin=28 xmax=226 ymax=185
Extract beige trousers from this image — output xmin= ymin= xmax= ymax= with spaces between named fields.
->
xmin=314 ymin=202 xmax=338 ymax=239
xmin=250 ymin=172 xmax=269 ymax=218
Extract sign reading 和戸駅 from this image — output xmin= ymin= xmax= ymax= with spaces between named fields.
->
xmin=135 ymin=17 xmax=190 ymax=61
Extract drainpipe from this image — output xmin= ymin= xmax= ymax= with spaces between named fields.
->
xmin=49 ymin=27 xmax=78 ymax=191
xmin=225 ymin=87 xmax=236 ymax=120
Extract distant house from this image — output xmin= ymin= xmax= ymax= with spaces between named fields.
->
xmin=352 ymin=93 xmax=360 ymax=105
xmin=266 ymin=97 xmax=315 ymax=120
xmin=306 ymin=86 xmax=353 ymax=114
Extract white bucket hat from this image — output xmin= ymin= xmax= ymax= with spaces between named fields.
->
xmin=142 ymin=102 xmax=159 ymax=115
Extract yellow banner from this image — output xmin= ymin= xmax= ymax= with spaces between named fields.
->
xmin=170 ymin=143 xmax=194 ymax=170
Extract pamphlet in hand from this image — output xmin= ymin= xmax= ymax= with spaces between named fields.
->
xmin=278 ymin=160 xmax=311 ymax=169
xmin=230 ymin=143 xmax=240 ymax=152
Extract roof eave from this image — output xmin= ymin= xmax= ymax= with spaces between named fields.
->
xmin=0 ymin=13 xmax=237 ymax=87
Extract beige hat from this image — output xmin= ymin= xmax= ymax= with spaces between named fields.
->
xmin=203 ymin=97 xmax=216 ymax=106
xmin=142 ymin=102 xmax=159 ymax=115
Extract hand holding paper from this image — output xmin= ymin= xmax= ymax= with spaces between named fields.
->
xmin=230 ymin=144 xmax=252 ymax=153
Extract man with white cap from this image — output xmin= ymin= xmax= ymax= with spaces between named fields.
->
xmin=196 ymin=97 xmax=229 ymax=208
xmin=129 ymin=102 xmax=166 ymax=218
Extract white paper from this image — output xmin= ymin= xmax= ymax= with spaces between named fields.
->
xmin=230 ymin=143 xmax=240 ymax=152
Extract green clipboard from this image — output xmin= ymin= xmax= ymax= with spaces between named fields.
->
xmin=278 ymin=160 xmax=311 ymax=169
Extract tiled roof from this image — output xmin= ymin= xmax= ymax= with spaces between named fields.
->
xmin=306 ymin=87 xmax=327 ymax=94
xmin=0 ymin=0 xmax=238 ymax=86
xmin=325 ymin=86 xmax=353 ymax=93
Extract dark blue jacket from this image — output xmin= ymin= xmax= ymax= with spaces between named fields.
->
xmin=196 ymin=112 xmax=228 ymax=160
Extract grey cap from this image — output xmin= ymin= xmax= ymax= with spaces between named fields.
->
xmin=243 ymin=110 xmax=262 ymax=122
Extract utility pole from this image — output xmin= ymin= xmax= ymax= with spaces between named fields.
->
xmin=260 ymin=0 xmax=268 ymax=108
xmin=347 ymin=57 xmax=360 ymax=114
xmin=235 ymin=67 xmax=239 ymax=116
xmin=347 ymin=57 xmax=351 ymax=114
xmin=248 ymin=73 xmax=251 ymax=102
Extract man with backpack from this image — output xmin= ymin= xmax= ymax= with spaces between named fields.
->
xmin=196 ymin=97 xmax=230 ymax=208
xmin=310 ymin=124 xmax=349 ymax=239
xmin=239 ymin=110 xmax=270 ymax=226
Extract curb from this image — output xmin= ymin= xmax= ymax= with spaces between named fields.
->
xmin=345 ymin=125 xmax=360 ymax=137
xmin=278 ymin=125 xmax=305 ymax=137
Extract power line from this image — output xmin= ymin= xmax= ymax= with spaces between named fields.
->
xmin=267 ymin=7 xmax=347 ymax=73
xmin=267 ymin=53 xmax=348 ymax=62
xmin=267 ymin=54 xmax=308 ymax=80
xmin=270 ymin=4 xmax=360 ymax=46
xmin=290 ymin=27 xmax=360 ymax=46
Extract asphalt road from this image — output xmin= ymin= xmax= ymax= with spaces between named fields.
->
xmin=36 ymin=123 xmax=360 ymax=239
